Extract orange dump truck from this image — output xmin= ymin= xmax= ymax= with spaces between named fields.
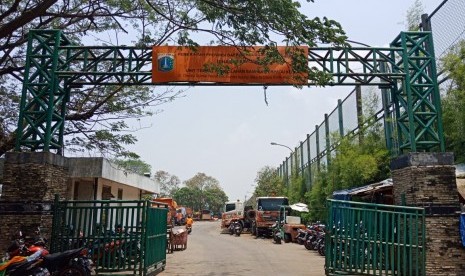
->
xmin=152 ymin=197 xmax=177 ymax=226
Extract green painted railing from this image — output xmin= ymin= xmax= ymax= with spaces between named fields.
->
xmin=51 ymin=198 xmax=167 ymax=275
xmin=325 ymin=200 xmax=425 ymax=276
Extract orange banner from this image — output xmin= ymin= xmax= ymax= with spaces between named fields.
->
xmin=152 ymin=46 xmax=308 ymax=85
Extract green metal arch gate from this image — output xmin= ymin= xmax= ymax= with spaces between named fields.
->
xmin=15 ymin=29 xmax=442 ymax=276
xmin=16 ymin=29 xmax=444 ymax=158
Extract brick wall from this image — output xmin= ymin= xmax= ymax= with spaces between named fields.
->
xmin=391 ymin=152 xmax=465 ymax=276
xmin=392 ymin=165 xmax=458 ymax=206
xmin=425 ymin=216 xmax=465 ymax=275
xmin=0 ymin=152 xmax=68 ymax=252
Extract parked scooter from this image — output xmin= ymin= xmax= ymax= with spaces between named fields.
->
xmin=4 ymin=228 xmax=93 ymax=275
xmin=228 ymin=220 xmax=243 ymax=237
xmin=296 ymin=228 xmax=308 ymax=245
xmin=6 ymin=229 xmax=49 ymax=260
xmin=41 ymin=247 xmax=93 ymax=275
xmin=317 ymin=233 xmax=325 ymax=256
xmin=303 ymin=223 xmax=325 ymax=251
xmin=271 ymin=222 xmax=281 ymax=244
xmin=1 ymin=250 xmax=49 ymax=276
xmin=233 ymin=221 xmax=242 ymax=237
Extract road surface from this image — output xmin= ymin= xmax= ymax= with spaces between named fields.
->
xmin=161 ymin=220 xmax=325 ymax=276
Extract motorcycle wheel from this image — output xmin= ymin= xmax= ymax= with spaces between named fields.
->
xmin=304 ymin=239 xmax=313 ymax=250
xmin=318 ymin=245 xmax=325 ymax=256
xmin=58 ymin=265 xmax=89 ymax=276
xmin=273 ymin=230 xmax=281 ymax=244
xmin=234 ymin=224 xmax=243 ymax=237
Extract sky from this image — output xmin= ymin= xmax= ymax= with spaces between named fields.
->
xmin=128 ymin=0 xmax=443 ymax=202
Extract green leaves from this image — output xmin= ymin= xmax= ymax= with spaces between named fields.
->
xmin=172 ymin=172 xmax=228 ymax=213
xmin=441 ymin=40 xmax=465 ymax=163
xmin=154 ymin=170 xmax=181 ymax=197
xmin=253 ymin=166 xmax=285 ymax=197
xmin=1 ymin=0 xmax=346 ymax=157
xmin=112 ymin=158 xmax=152 ymax=175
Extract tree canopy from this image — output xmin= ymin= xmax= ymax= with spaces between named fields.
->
xmin=172 ymin=172 xmax=228 ymax=213
xmin=253 ymin=166 xmax=285 ymax=198
xmin=154 ymin=170 xmax=181 ymax=197
xmin=441 ymin=41 xmax=465 ymax=163
xmin=112 ymin=157 xmax=152 ymax=175
xmin=0 ymin=0 xmax=346 ymax=158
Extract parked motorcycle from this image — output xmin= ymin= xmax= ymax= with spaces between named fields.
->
xmin=303 ymin=223 xmax=325 ymax=251
xmin=4 ymin=228 xmax=93 ymax=275
xmin=1 ymin=250 xmax=49 ymax=276
xmin=6 ymin=229 xmax=49 ymax=260
xmin=41 ymin=247 xmax=93 ymax=276
xmin=227 ymin=220 xmax=243 ymax=237
xmin=271 ymin=222 xmax=281 ymax=244
xmin=233 ymin=221 xmax=242 ymax=237
xmin=228 ymin=222 xmax=234 ymax=235
xmin=317 ymin=234 xmax=325 ymax=256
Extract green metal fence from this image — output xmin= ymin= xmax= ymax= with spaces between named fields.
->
xmin=325 ymin=200 xmax=425 ymax=276
xmin=51 ymin=198 xmax=167 ymax=275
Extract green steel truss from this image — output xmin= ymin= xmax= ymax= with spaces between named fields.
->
xmin=15 ymin=30 xmax=70 ymax=153
xmin=16 ymin=29 xmax=445 ymax=155
xmin=390 ymin=32 xmax=445 ymax=154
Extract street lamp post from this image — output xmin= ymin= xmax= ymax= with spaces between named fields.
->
xmin=270 ymin=142 xmax=295 ymax=184
xmin=270 ymin=142 xmax=293 ymax=152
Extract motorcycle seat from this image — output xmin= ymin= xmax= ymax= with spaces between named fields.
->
xmin=43 ymin=247 xmax=83 ymax=263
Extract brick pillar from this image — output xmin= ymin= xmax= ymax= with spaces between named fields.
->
xmin=0 ymin=152 xmax=69 ymax=252
xmin=391 ymin=152 xmax=465 ymax=276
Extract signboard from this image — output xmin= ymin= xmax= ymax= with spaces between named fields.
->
xmin=152 ymin=46 xmax=308 ymax=85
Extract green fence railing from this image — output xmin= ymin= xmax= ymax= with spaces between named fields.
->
xmin=51 ymin=198 xmax=167 ymax=276
xmin=325 ymin=200 xmax=425 ymax=276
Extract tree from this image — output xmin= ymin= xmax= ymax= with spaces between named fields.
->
xmin=253 ymin=166 xmax=285 ymax=198
xmin=441 ymin=41 xmax=465 ymax=162
xmin=287 ymin=172 xmax=306 ymax=203
xmin=305 ymin=169 xmax=329 ymax=222
xmin=302 ymin=96 xmax=390 ymax=222
xmin=184 ymin=173 xmax=221 ymax=191
xmin=173 ymin=173 xmax=228 ymax=213
xmin=172 ymin=186 xmax=200 ymax=211
xmin=153 ymin=170 xmax=181 ymax=197
xmin=203 ymin=187 xmax=228 ymax=214
xmin=112 ymin=158 xmax=151 ymax=175
xmin=0 ymin=0 xmax=346 ymax=158
xmin=184 ymin=172 xmax=221 ymax=211
xmin=405 ymin=0 xmax=424 ymax=31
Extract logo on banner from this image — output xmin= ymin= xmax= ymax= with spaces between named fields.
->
xmin=158 ymin=54 xmax=174 ymax=72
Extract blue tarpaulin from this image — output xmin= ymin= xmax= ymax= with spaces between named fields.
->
xmin=460 ymin=213 xmax=465 ymax=247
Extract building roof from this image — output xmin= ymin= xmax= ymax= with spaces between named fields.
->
xmin=67 ymin=157 xmax=159 ymax=194
xmin=333 ymin=179 xmax=393 ymax=200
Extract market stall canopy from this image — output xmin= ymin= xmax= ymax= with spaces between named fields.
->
xmin=290 ymin=203 xmax=309 ymax=212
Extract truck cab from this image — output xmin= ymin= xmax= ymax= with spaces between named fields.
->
xmin=251 ymin=197 xmax=289 ymax=237
xmin=221 ymin=200 xmax=244 ymax=229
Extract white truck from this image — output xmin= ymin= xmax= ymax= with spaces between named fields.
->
xmin=221 ymin=200 xmax=244 ymax=230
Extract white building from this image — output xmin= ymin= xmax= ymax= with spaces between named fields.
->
xmin=0 ymin=157 xmax=159 ymax=201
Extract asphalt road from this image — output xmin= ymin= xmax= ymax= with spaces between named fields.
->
xmin=161 ymin=220 xmax=325 ymax=276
